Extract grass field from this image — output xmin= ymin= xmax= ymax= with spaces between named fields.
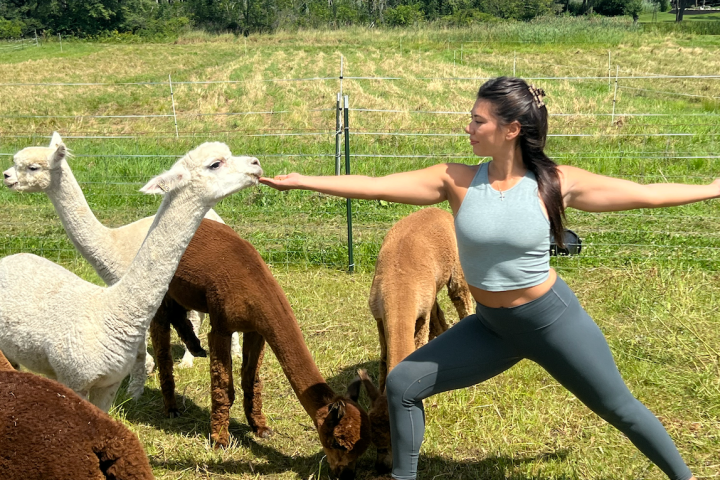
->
xmin=640 ymin=10 xmax=720 ymax=23
xmin=1 ymin=17 xmax=719 ymax=479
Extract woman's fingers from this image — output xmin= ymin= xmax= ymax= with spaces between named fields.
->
xmin=259 ymin=173 xmax=300 ymax=190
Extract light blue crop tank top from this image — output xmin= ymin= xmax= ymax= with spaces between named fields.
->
xmin=454 ymin=162 xmax=550 ymax=291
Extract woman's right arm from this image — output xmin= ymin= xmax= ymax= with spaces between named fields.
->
xmin=260 ymin=163 xmax=462 ymax=206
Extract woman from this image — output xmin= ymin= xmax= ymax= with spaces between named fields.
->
xmin=260 ymin=77 xmax=711 ymax=480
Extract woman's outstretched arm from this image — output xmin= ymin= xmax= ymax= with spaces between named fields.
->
xmin=559 ymin=165 xmax=720 ymax=212
xmin=260 ymin=163 xmax=468 ymax=206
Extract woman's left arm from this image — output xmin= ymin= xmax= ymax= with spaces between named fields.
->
xmin=559 ymin=165 xmax=720 ymax=212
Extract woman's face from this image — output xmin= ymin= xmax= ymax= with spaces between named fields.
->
xmin=464 ymin=99 xmax=513 ymax=158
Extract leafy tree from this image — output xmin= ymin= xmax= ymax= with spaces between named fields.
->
xmin=384 ymin=3 xmax=424 ymax=26
xmin=440 ymin=8 xmax=500 ymax=26
xmin=476 ymin=0 xmax=557 ymax=21
xmin=592 ymin=0 xmax=642 ymax=17
xmin=0 ymin=17 xmax=24 ymax=38
xmin=675 ymin=0 xmax=689 ymax=21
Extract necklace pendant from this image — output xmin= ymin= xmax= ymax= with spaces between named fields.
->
xmin=500 ymin=191 xmax=505 ymax=201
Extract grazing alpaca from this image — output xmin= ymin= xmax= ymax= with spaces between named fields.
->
xmin=150 ymin=219 xmax=371 ymax=479
xmin=366 ymin=207 xmax=474 ymax=472
xmin=0 ymin=142 xmax=261 ymax=411
xmin=0 ymin=351 xmax=154 ymax=480
xmin=370 ymin=207 xmax=473 ymax=390
xmin=2 ymin=132 xmax=242 ymax=399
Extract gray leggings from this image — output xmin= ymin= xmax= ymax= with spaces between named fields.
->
xmin=385 ymin=277 xmax=692 ymax=480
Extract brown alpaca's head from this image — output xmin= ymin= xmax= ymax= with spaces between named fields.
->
xmin=314 ymin=377 xmax=371 ymax=479
xmin=358 ymin=369 xmax=392 ymax=474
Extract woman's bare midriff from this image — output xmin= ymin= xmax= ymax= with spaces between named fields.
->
xmin=469 ymin=268 xmax=558 ymax=308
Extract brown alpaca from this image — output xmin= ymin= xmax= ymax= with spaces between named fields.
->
xmin=0 ymin=351 xmax=154 ymax=480
xmin=149 ymin=219 xmax=371 ymax=479
xmin=366 ymin=207 xmax=474 ymax=473
xmin=369 ymin=207 xmax=473 ymax=390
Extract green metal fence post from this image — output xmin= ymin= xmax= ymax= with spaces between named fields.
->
xmin=335 ymin=93 xmax=342 ymax=176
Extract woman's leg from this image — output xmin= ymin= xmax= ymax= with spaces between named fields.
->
xmin=385 ymin=313 xmax=521 ymax=480
xmin=521 ymin=280 xmax=693 ymax=480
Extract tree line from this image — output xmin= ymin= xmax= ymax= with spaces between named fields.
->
xmin=0 ymin=0 xmax=686 ymax=39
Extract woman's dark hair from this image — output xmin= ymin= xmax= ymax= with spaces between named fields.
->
xmin=476 ymin=76 xmax=566 ymax=247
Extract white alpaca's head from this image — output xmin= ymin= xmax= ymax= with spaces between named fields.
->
xmin=3 ymin=132 xmax=67 ymax=192
xmin=140 ymin=142 xmax=262 ymax=206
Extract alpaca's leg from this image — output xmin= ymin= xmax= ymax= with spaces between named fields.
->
xmin=428 ymin=300 xmax=449 ymax=341
xmin=126 ymin=338 xmax=148 ymax=400
xmin=179 ymin=310 xmax=203 ymax=369
xmin=413 ymin=311 xmax=431 ymax=350
xmin=241 ymin=331 xmax=271 ymax=438
xmin=447 ymin=269 xmax=474 ymax=320
xmin=375 ymin=317 xmax=389 ymax=392
xmin=90 ymin=382 xmax=122 ymax=412
xmin=150 ymin=301 xmax=180 ymax=417
xmin=169 ymin=303 xmax=206 ymax=358
xmin=144 ymin=335 xmax=156 ymax=374
xmin=208 ymin=327 xmax=235 ymax=447
xmin=231 ymin=331 xmax=241 ymax=359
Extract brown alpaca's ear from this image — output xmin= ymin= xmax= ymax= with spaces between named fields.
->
xmin=346 ymin=375 xmax=362 ymax=402
xmin=327 ymin=399 xmax=347 ymax=427
xmin=357 ymin=369 xmax=380 ymax=402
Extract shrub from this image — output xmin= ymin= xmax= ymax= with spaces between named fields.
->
xmin=439 ymin=9 xmax=502 ymax=27
xmin=477 ymin=0 xmax=557 ymax=20
xmin=384 ymin=4 xmax=424 ymax=27
xmin=0 ymin=17 xmax=24 ymax=39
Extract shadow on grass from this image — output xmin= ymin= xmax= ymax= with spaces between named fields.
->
xmin=118 ymin=362 xmax=584 ymax=479
xmin=120 ymin=384 xmax=323 ymax=476
xmin=146 ymin=441 xmax=577 ymax=479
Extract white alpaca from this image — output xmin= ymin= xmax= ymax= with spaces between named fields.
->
xmin=2 ymin=133 xmax=242 ymax=399
xmin=0 ymin=142 xmax=262 ymax=411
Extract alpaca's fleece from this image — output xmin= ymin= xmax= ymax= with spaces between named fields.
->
xmin=0 ymin=142 xmax=262 ymax=411
xmin=2 ymin=133 xmax=240 ymax=400
xmin=0 ymin=353 xmax=153 ymax=480
xmin=0 ymin=254 xmax=138 ymax=404
xmin=149 ymin=219 xmax=371 ymax=479
xmin=367 ymin=207 xmax=474 ymax=473
xmin=369 ymin=207 xmax=473 ymax=389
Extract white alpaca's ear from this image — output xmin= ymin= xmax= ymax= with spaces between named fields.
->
xmin=140 ymin=164 xmax=189 ymax=195
xmin=49 ymin=132 xmax=64 ymax=150
xmin=48 ymin=132 xmax=68 ymax=167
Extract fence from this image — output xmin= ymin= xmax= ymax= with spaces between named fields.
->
xmin=0 ymin=34 xmax=39 ymax=52
xmin=1 ymin=47 xmax=719 ymax=272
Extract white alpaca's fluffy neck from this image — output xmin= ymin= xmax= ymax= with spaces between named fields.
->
xmin=104 ymin=187 xmax=211 ymax=337
xmin=46 ymin=161 xmax=119 ymax=283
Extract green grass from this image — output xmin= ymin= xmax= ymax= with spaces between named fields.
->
xmin=1 ymin=19 xmax=720 ymax=479
xmin=119 ymin=267 xmax=718 ymax=480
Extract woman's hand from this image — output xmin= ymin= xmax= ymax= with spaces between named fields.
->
xmin=710 ymin=178 xmax=720 ymax=197
xmin=259 ymin=173 xmax=303 ymax=191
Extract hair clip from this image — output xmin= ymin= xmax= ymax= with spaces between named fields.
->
xmin=528 ymin=85 xmax=546 ymax=109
